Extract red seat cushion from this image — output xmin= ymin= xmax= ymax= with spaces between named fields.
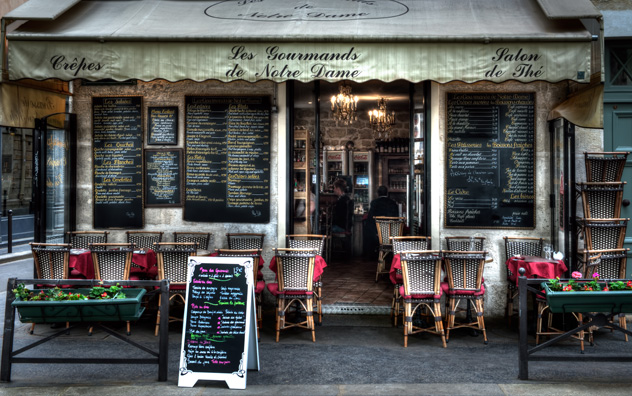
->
xmin=266 ymin=283 xmax=313 ymax=297
xmin=399 ymin=285 xmax=443 ymax=299
xmin=255 ymin=280 xmax=265 ymax=294
xmin=441 ymin=282 xmax=485 ymax=296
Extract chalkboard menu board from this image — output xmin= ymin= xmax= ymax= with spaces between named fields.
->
xmin=145 ymin=149 xmax=182 ymax=207
xmin=184 ymin=96 xmax=270 ymax=223
xmin=179 ymin=257 xmax=259 ymax=389
xmin=148 ymin=106 xmax=178 ymax=145
xmin=93 ymin=97 xmax=143 ymax=228
xmin=445 ymin=93 xmax=535 ymax=229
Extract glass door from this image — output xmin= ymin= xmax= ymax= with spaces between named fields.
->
xmin=33 ymin=113 xmax=76 ymax=243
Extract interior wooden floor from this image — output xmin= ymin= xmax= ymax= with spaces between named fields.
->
xmin=320 ymin=254 xmax=393 ymax=306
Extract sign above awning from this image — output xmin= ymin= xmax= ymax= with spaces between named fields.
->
xmin=5 ymin=0 xmax=597 ymax=84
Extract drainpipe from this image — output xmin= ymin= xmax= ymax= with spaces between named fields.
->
xmin=1 ymin=17 xmax=10 ymax=82
xmin=18 ymin=128 xmax=26 ymax=205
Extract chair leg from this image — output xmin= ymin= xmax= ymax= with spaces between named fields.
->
xmin=535 ymin=301 xmax=545 ymax=345
xmin=30 ymin=323 xmax=35 ymax=334
xmin=434 ymin=301 xmax=447 ymax=348
xmin=308 ymin=297 xmax=316 ymax=342
xmin=376 ymin=251 xmax=385 ymax=282
xmin=275 ymin=298 xmax=283 ymax=342
xmin=126 ymin=321 xmax=131 ymax=336
xmin=475 ymin=298 xmax=488 ymax=344
xmin=403 ymin=301 xmax=411 ymax=347
xmin=155 ymin=294 xmax=162 ymax=336
xmin=619 ymin=314 xmax=628 ymax=342
xmin=445 ymin=297 xmax=456 ymax=342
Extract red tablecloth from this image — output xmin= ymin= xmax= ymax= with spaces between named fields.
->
xmin=389 ymin=254 xmax=403 ymax=285
xmin=269 ymin=255 xmax=327 ymax=281
xmin=506 ymin=255 xmax=567 ymax=285
xmin=70 ymin=249 xmax=157 ymax=279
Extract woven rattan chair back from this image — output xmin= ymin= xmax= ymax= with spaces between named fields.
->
xmin=391 ymin=236 xmax=431 ymax=254
xmin=578 ymin=182 xmax=625 ymax=219
xmin=173 ymin=232 xmax=211 ymax=250
xmin=584 ymin=152 xmax=629 ymax=182
xmin=274 ymin=248 xmax=316 ymax=293
xmin=503 ymin=236 xmax=543 ymax=278
xmin=155 ymin=242 xmax=197 ymax=284
xmin=443 ymin=250 xmax=486 ymax=292
xmin=126 ymin=231 xmax=163 ymax=250
xmin=445 ymin=236 xmax=485 ymax=251
xmin=226 ymin=233 xmax=265 ymax=250
xmin=90 ymin=243 xmax=134 ymax=280
xmin=375 ymin=217 xmax=405 ymax=245
xmin=67 ymin=231 xmax=109 ymax=249
xmin=582 ymin=248 xmax=629 ymax=279
xmin=30 ymin=243 xmax=71 ymax=280
xmin=581 ymin=218 xmax=628 ymax=250
xmin=216 ymin=248 xmax=262 ymax=281
xmin=286 ymin=234 xmax=326 ymax=256
xmin=400 ymin=251 xmax=442 ymax=296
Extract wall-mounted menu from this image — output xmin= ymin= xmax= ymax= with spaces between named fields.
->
xmin=184 ymin=96 xmax=270 ymax=223
xmin=92 ymin=96 xmax=143 ymax=228
xmin=145 ymin=149 xmax=182 ymax=207
xmin=179 ymin=257 xmax=259 ymax=389
xmin=148 ymin=106 xmax=178 ymax=145
xmin=445 ymin=93 xmax=535 ymax=228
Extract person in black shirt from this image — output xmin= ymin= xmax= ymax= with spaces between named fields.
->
xmin=331 ymin=178 xmax=351 ymax=233
xmin=364 ymin=185 xmax=399 ymax=256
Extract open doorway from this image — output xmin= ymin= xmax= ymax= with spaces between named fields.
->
xmin=290 ymin=80 xmax=427 ymax=308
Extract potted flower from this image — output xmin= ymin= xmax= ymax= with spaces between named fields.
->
xmin=11 ymin=282 xmax=147 ymax=324
xmin=542 ymin=272 xmax=632 ymax=314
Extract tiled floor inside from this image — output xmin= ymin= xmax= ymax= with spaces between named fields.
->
xmin=320 ymin=254 xmax=393 ymax=306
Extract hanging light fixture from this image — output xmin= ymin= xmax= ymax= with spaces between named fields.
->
xmin=368 ymin=98 xmax=395 ymax=140
xmin=330 ymin=83 xmax=358 ymax=125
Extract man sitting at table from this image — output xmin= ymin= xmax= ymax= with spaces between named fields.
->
xmin=331 ymin=178 xmax=352 ymax=233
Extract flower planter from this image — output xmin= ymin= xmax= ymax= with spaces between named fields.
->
xmin=12 ymin=288 xmax=146 ymax=323
xmin=542 ymin=282 xmax=632 ymax=314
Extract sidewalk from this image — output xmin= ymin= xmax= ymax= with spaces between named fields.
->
xmin=0 ymin=244 xmax=31 ymax=265
xmin=2 ymin=306 xmax=632 ymax=395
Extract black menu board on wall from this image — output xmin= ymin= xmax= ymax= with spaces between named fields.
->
xmin=148 ymin=106 xmax=178 ymax=145
xmin=445 ymin=93 xmax=535 ymax=229
xmin=92 ymin=96 xmax=143 ymax=228
xmin=145 ymin=149 xmax=182 ymax=207
xmin=184 ymin=96 xmax=270 ymax=223
xmin=178 ymin=257 xmax=259 ymax=389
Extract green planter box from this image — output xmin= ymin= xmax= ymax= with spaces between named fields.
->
xmin=542 ymin=282 xmax=632 ymax=314
xmin=12 ymin=288 xmax=146 ymax=323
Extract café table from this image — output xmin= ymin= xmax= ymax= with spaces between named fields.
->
xmin=506 ymin=255 xmax=567 ymax=285
xmin=269 ymin=254 xmax=327 ymax=282
xmin=69 ymin=248 xmax=157 ymax=279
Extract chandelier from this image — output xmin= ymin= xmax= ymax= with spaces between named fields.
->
xmin=330 ymin=83 xmax=358 ymax=125
xmin=368 ymin=98 xmax=395 ymax=140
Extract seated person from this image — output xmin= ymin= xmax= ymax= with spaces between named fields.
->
xmin=331 ymin=178 xmax=352 ymax=233
xmin=364 ymin=185 xmax=399 ymax=256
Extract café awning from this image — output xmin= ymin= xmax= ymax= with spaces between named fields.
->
xmin=547 ymin=83 xmax=603 ymax=129
xmin=3 ymin=0 xmax=599 ymax=84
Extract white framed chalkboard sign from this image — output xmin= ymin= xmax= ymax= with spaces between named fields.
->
xmin=148 ymin=106 xmax=178 ymax=145
xmin=178 ymin=257 xmax=260 ymax=389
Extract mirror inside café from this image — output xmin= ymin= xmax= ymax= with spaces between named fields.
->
xmin=291 ymin=80 xmax=426 ymax=302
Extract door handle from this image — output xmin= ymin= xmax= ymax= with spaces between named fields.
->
xmin=623 ymin=199 xmax=630 ymax=207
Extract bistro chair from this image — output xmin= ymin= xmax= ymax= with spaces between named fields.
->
xmin=154 ymin=242 xmax=197 ymax=336
xmin=266 ymin=248 xmax=317 ymax=342
xmin=503 ymin=236 xmax=544 ymax=327
xmin=400 ymin=250 xmax=446 ymax=348
xmin=578 ymin=182 xmax=625 ymax=219
xmin=89 ymin=243 xmax=135 ymax=335
xmin=445 ymin=236 xmax=485 ymax=251
xmin=579 ymin=248 xmax=629 ymax=342
xmin=29 ymin=242 xmax=72 ymax=334
xmin=286 ymin=234 xmax=327 ymax=324
xmin=390 ymin=236 xmax=432 ymax=326
xmin=226 ymin=233 xmax=265 ymax=250
xmin=126 ymin=231 xmax=163 ymax=250
xmin=66 ymin=231 xmax=109 ymax=250
xmin=216 ymin=248 xmax=264 ymax=337
xmin=584 ymin=152 xmax=629 ymax=182
xmin=173 ymin=231 xmax=212 ymax=250
xmin=375 ymin=216 xmax=405 ymax=282
xmin=579 ymin=218 xmax=628 ymax=251
xmin=442 ymin=250 xmax=488 ymax=344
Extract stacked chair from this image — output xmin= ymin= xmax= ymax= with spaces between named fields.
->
xmin=173 ymin=232 xmax=212 ymax=250
xmin=390 ymin=236 xmax=432 ymax=326
xmin=375 ymin=216 xmax=405 ymax=282
xmin=576 ymin=151 xmax=630 ymax=342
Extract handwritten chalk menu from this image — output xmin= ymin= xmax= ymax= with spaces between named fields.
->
xmin=148 ymin=106 xmax=178 ymax=145
xmin=93 ymin=97 xmax=143 ymax=228
xmin=145 ymin=149 xmax=182 ymax=207
xmin=179 ymin=257 xmax=259 ymax=389
xmin=184 ymin=96 xmax=270 ymax=223
xmin=445 ymin=93 xmax=535 ymax=228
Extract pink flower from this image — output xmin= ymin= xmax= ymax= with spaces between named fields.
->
xmin=592 ymin=272 xmax=600 ymax=279
xmin=563 ymin=285 xmax=573 ymax=291
xmin=604 ymin=287 xmax=609 ymax=291
xmin=571 ymin=271 xmax=582 ymax=279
